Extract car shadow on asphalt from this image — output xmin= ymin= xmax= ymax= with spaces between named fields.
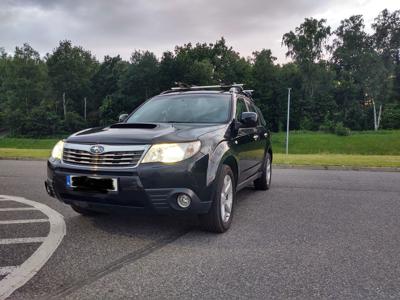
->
xmin=69 ymin=186 xmax=259 ymax=238
xmin=70 ymin=212 xmax=195 ymax=238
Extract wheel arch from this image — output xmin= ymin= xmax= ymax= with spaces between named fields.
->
xmin=222 ymin=155 xmax=238 ymax=187
xmin=206 ymin=141 xmax=239 ymax=187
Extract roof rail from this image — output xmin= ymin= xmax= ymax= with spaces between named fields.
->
xmin=161 ymin=82 xmax=245 ymax=94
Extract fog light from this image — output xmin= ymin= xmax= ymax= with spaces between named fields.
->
xmin=177 ymin=193 xmax=191 ymax=208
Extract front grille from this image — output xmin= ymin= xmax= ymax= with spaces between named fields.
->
xmin=63 ymin=148 xmax=144 ymax=168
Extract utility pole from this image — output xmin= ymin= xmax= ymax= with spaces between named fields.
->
xmin=372 ymin=99 xmax=382 ymax=131
xmin=286 ymin=88 xmax=291 ymax=155
xmin=378 ymin=104 xmax=382 ymax=129
xmin=84 ymin=97 xmax=87 ymax=121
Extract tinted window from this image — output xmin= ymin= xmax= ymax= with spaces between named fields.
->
xmin=127 ymin=94 xmax=231 ymax=123
xmin=236 ymin=98 xmax=248 ymax=119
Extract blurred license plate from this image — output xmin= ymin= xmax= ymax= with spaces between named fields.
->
xmin=66 ymin=175 xmax=118 ymax=192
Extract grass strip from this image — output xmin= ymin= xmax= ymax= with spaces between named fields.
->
xmin=272 ymin=130 xmax=400 ymax=155
xmin=274 ymin=153 xmax=400 ymax=168
xmin=2 ymin=130 xmax=400 ymax=155
xmin=0 ymin=148 xmax=50 ymax=160
xmin=0 ymin=138 xmax=59 ymax=149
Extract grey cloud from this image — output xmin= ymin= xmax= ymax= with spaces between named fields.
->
xmin=0 ymin=0 xmax=386 ymax=62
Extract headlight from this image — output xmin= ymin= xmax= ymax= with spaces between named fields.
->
xmin=142 ymin=141 xmax=201 ymax=163
xmin=51 ymin=140 xmax=64 ymax=160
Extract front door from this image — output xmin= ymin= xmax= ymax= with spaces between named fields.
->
xmin=246 ymin=100 xmax=266 ymax=169
xmin=232 ymin=97 xmax=262 ymax=183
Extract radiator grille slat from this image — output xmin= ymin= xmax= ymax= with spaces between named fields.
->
xmin=63 ymin=148 xmax=144 ymax=168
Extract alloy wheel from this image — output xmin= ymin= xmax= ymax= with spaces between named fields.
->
xmin=220 ymin=174 xmax=233 ymax=223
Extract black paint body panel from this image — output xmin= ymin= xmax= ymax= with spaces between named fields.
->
xmin=46 ymin=91 xmax=272 ymax=215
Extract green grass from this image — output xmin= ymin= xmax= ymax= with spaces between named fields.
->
xmin=0 ymin=148 xmax=50 ymax=159
xmin=0 ymin=138 xmax=59 ymax=149
xmin=272 ymin=130 xmax=400 ymax=155
xmin=1 ymin=130 xmax=399 ymax=155
xmin=274 ymin=154 xmax=400 ymax=168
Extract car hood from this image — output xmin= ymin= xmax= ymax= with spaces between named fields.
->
xmin=65 ymin=123 xmax=228 ymax=145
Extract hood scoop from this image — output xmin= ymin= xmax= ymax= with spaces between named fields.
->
xmin=109 ymin=123 xmax=158 ymax=129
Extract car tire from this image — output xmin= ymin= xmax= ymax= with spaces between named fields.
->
xmin=70 ymin=204 xmax=101 ymax=216
xmin=199 ymin=165 xmax=235 ymax=233
xmin=254 ymin=152 xmax=272 ymax=190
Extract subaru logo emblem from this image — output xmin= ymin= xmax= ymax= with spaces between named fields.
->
xmin=90 ymin=145 xmax=104 ymax=154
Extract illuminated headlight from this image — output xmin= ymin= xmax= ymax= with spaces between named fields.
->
xmin=142 ymin=141 xmax=201 ymax=163
xmin=51 ymin=140 xmax=64 ymax=160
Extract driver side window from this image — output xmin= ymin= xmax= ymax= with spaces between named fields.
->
xmin=236 ymin=98 xmax=248 ymax=120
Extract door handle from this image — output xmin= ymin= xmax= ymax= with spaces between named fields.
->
xmin=253 ymin=134 xmax=259 ymax=140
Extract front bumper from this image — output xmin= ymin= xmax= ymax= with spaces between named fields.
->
xmin=46 ymin=154 xmax=213 ymax=215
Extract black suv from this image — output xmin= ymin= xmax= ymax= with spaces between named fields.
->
xmin=45 ymin=84 xmax=272 ymax=232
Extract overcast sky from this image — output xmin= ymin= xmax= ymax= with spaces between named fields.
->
xmin=0 ymin=0 xmax=398 ymax=63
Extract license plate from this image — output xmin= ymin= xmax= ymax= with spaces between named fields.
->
xmin=66 ymin=175 xmax=118 ymax=192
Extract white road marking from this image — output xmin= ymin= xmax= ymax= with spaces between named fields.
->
xmin=0 ymin=208 xmax=37 ymax=212
xmin=0 ymin=219 xmax=48 ymax=225
xmin=0 ymin=237 xmax=46 ymax=245
xmin=0 ymin=267 xmax=17 ymax=277
xmin=0 ymin=195 xmax=66 ymax=300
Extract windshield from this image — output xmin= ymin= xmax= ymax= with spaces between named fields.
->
xmin=126 ymin=94 xmax=231 ymax=123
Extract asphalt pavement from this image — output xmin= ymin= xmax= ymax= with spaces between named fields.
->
xmin=0 ymin=160 xmax=400 ymax=299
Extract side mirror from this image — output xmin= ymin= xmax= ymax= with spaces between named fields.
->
xmin=240 ymin=112 xmax=258 ymax=127
xmin=118 ymin=114 xmax=129 ymax=123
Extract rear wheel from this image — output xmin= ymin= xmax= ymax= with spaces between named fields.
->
xmin=71 ymin=204 xmax=101 ymax=216
xmin=199 ymin=165 xmax=235 ymax=233
xmin=254 ymin=152 xmax=272 ymax=190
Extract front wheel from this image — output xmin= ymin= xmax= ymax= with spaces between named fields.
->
xmin=254 ymin=152 xmax=272 ymax=190
xmin=199 ymin=165 xmax=235 ymax=233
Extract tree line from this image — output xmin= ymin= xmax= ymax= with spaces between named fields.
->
xmin=0 ymin=9 xmax=399 ymax=137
